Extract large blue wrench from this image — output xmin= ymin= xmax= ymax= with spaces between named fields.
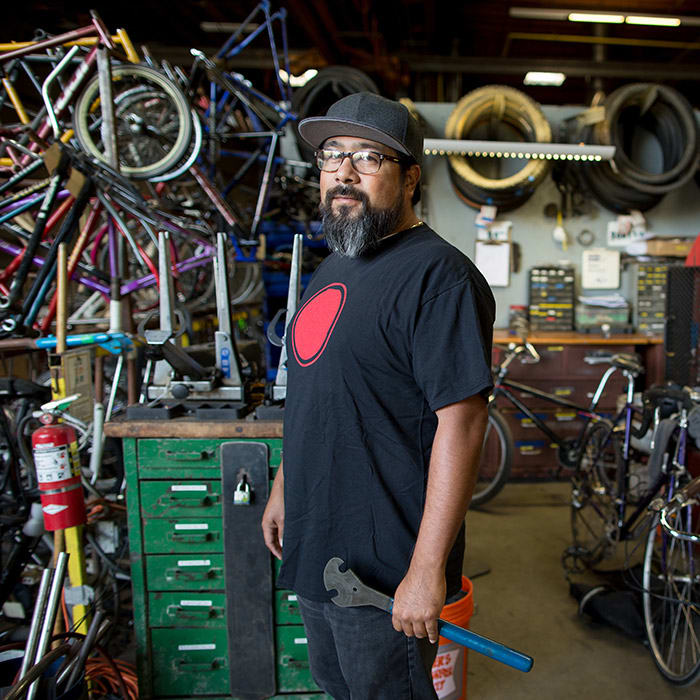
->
xmin=323 ymin=557 xmax=533 ymax=673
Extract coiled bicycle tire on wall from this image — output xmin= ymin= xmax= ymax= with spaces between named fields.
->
xmin=578 ymin=83 xmax=699 ymax=212
xmin=445 ymin=85 xmax=552 ymax=212
xmin=291 ymin=66 xmax=380 ymax=163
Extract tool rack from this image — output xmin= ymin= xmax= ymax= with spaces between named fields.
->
xmin=104 ymin=418 xmax=328 ymax=700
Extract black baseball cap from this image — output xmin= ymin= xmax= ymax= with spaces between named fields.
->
xmin=298 ymin=92 xmax=424 ymax=168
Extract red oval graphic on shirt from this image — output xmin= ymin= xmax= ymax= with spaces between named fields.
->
xmin=291 ymin=283 xmax=347 ymax=367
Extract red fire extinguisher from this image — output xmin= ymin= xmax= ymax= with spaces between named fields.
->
xmin=32 ymin=414 xmax=86 ymax=531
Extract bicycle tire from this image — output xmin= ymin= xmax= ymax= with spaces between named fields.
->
xmin=570 ymin=421 xmax=621 ymax=567
xmin=73 ymin=64 xmax=192 ymax=179
xmin=470 ymin=405 xmax=513 ymax=508
xmin=642 ymin=475 xmax=700 ymax=686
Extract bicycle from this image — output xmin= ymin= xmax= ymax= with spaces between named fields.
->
xmin=0 ymin=11 xmax=193 ymax=180
xmin=473 ymin=337 xmax=645 ymax=507
xmin=641 ymin=388 xmax=700 ymax=686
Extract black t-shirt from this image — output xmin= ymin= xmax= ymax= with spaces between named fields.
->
xmin=278 ymin=224 xmax=495 ymax=601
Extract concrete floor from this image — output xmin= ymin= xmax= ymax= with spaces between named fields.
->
xmin=462 ymin=481 xmax=698 ymax=700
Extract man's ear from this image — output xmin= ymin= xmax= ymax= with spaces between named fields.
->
xmin=405 ymin=164 xmax=421 ymax=199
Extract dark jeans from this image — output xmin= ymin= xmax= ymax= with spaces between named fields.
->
xmin=297 ymin=595 xmax=439 ymax=700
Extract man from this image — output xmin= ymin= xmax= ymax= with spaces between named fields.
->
xmin=262 ymin=92 xmax=495 ymax=699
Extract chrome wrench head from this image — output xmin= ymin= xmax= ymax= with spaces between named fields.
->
xmin=323 ymin=557 xmax=393 ymax=612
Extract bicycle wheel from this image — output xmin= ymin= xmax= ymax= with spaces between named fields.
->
xmin=642 ymin=500 xmax=700 ymax=686
xmin=470 ymin=405 xmax=512 ymax=507
xmin=570 ymin=421 xmax=621 ymax=566
xmin=73 ymin=64 xmax=192 ymax=179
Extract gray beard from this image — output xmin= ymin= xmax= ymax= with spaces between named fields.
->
xmin=320 ymin=185 xmax=404 ymax=258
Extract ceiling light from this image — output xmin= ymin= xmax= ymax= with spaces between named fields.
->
xmin=200 ymin=21 xmax=259 ymax=33
xmin=279 ymin=68 xmax=318 ymax=87
xmin=568 ymin=12 xmax=625 ymax=23
xmin=625 ymin=15 xmax=681 ymax=27
xmin=524 ymin=71 xmax=566 ymax=86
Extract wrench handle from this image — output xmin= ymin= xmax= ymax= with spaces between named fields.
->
xmin=437 ymin=619 xmax=533 ymax=673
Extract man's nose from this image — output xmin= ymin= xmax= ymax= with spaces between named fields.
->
xmin=335 ymin=156 xmax=359 ymax=183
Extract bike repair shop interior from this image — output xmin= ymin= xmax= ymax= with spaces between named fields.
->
xmin=1 ymin=1 xmax=700 ymax=699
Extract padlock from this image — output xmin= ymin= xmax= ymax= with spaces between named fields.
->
xmin=233 ymin=478 xmax=251 ymax=506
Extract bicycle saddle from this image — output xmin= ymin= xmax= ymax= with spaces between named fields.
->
xmin=611 ymin=353 xmax=643 ymax=375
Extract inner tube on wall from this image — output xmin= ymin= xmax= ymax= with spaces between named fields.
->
xmin=578 ymin=83 xmax=699 ymax=212
xmin=444 ymin=85 xmax=552 ymax=212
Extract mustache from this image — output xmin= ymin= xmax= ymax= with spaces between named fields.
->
xmin=323 ymin=185 xmax=369 ymax=209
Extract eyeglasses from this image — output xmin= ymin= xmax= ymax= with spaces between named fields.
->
xmin=315 ymin=149 xmax=403 ymax=175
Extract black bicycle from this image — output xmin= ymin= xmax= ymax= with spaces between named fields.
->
xmin=472 ymin=339 xmax=645 ymax=507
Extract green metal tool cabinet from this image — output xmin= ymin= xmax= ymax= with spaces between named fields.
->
xmin=106 ymin=419 xmax=329 ymax=700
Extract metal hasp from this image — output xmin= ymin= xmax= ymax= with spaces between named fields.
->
xmin=323 ymin=557 xmax=534 ymax=673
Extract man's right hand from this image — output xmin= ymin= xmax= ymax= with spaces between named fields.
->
xmin=262 ymin=464 xmax=284 ymax=559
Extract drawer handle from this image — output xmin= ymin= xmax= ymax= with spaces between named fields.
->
xmin=157 ymin=494 xmax=215 ymax=508
xmin=280 ymin=656 xmax=308 ymax=669
xmin=176 ymin=658 xmax=226 ymax=672
xmin=164 ymin=449 xmax=216 ymax=461
xmin=166 ymin=604 xmax=224 ymax=620
xmin=168 ymin=532 xmax=219 ymax=544
xmin=166 ymin=567 xmax=223 ymax=581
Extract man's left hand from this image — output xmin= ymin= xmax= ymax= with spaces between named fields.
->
xmin=391 ymin=566 xmax=445 ymax=643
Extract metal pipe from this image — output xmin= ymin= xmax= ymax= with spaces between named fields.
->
xmin=58 ymin=609 xmax=106 ymax=689
xmin=17 ymin=568 xmax=53 ymax=682
xmin=27 ymin=551 xmax=69 ymax=700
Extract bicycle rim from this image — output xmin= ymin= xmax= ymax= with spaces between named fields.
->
xmin=470 ymin=406 xmax=512 ymax=507
xmin=73 ymin=64 xmax=192 ymax=179
xmin=642 ymin=509 xmax=700 ymax=686
xmin=570 ymin=422 xmax=620 ymax=566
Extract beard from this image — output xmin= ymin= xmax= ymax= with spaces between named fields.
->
xmin=319 ymin=185 xmax=404 ymax=258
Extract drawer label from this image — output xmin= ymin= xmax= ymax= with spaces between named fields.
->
xmin=287 ymin=594 xmax=298 ymax=602
xmin=180 ymin=600 xmax=213 ymax=607
xmin=178 ymin=643 xmax=216 ymax=651
xmin=294 ymin=637 xmax=308 ymax=645
xmin=171 ymin=484 xmax=208 ymax=492
xmin=177 ymin=559 xmax=211 ymax=567
xmin=174 ymin=523 xmax=209 ymax=530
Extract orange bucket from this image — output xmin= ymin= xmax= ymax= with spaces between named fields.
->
xmin=431 ymin=576 xmax=473 ymax=700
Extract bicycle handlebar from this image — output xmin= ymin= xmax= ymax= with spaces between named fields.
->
xmin=657 ymin=476 xmax=700 ymax=543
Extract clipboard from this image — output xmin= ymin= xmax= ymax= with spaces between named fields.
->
xmin=475 ymin=240 xmax=511 ymax=287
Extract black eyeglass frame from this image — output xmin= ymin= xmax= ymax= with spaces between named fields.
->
xmin=314 ymin=149 xmax=404 ymax=174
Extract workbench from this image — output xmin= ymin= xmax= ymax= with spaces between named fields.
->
xmin=105 ymin=418 xmax=327 ymax=700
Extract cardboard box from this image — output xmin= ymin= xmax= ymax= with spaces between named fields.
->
xmin=644 ymin=238 xmax=693 ymax=257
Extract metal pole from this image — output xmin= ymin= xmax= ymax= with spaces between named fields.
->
xmin=27 ymin=551 xmax=69 ymax=700
xmin=17 ymin=568 xmax=54 ymax=682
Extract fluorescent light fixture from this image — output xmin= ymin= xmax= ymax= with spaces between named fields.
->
xmin=524 ymin=71 xmax=566 ymax=86
xmin=568 ymin=12 xmax=624 ymax=23
xmin=200 ymin=21 xmax=259 ymax=33
xmin=423 ymin=138 xmax=615 ymax=161
xmin=279 ymin=68 xmax=318 ymax=87
xmin=626 ymin=15 xmax=681 ymax=27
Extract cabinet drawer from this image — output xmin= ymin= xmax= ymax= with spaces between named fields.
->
xmin=149 ymin=591 xmax=226 ymax=628
xmin=564 ymin=345 xmax=634 ymax=377
xmin=498 ymin=377 xmax=624 ymax=410
xmin=276 ymin=625 xmax=317 ymax=693
xmin=143 ymin=518 xmax=223 ymax=554
xmin=137 ymin=439 xmax=222 ymax=478
xmin=140 ymin=480 xmax=222 ymax=518
xmin=275 ymin=590 xmax=302 ymax=625
xmin=146 ymin=554 xmax=225 ymax=591
xmin=151 ymin=627 xmax=229 ymax=696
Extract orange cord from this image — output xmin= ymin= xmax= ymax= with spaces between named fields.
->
xmin=85 ymin=656 xmax=138 ymax=699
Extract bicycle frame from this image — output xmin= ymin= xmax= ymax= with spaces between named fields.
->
xmin=0 ymin=13 xmax=138 ymax=170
